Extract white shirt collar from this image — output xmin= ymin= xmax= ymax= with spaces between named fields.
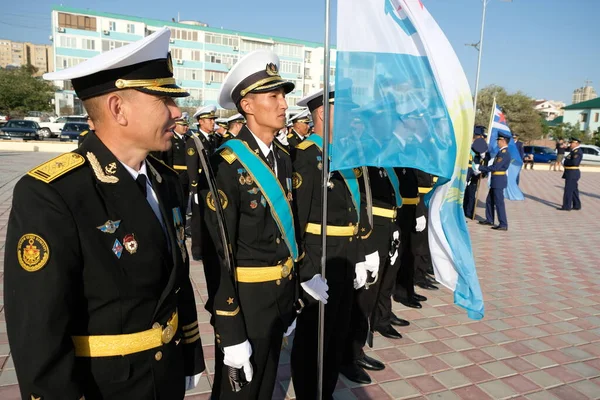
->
xmin=120 ymin=160 xmax=148 ymax=180
xmin=199 ymin=129 xmax=211 ymax=140
xmin=572 ymin=145 xmax=581 ymax=150
xmin=248 ymin=128 xmax=274 ymax=158
xmin=173 ymin=131 xmax=183 ymax=140
xmin=499 ymin=146 xmax=508 ymax=150
xmin=293 ymin=129 xmax=305 ymax=140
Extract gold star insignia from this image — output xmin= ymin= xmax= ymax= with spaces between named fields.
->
xmin=361 ymin=228 xmax=366 ymax=232
xmin=31 ymin=395 xmax=41 ymax=400
xmin=227 ymin=297 xmax=234 ymax=305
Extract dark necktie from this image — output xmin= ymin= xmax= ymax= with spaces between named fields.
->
xmin=136 ymin=174 xmax=148 ymax=197
xmin=267 ymin=150 xmax=275 ymax=172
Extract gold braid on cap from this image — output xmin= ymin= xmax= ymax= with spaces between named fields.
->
xmin=240 ymin=76 xmax=283 ymax=97
xmin=115 ymin=77 xmax=176 ymax=89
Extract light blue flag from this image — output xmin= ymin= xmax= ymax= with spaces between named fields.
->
xmin=488 ymin=104 xmax=525 ymax=201
xmin=333 ymin=0 xmax=483 ymax=319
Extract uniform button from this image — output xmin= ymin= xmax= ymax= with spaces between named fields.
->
xmin=152 ymin=322 xmax=160 ymax=329
xmin=349 ymin=237 xmax=353 ymax=242
xmin=216 ymin=339 xmax=221 ymax=344
xmin=216 ymin=334 xmax=220 ymax=338
xmin=276 ymin=279 xmax=281 ymax=286
xmin=348 ymin=208 xmax=352 ymax=211
xmin=289 ymin=274 xmax=293 ymax=280
xmin=155 ymin=351 xmax=163 ymax=361
xmin=276 ymin=238 xmax=281 ymax=244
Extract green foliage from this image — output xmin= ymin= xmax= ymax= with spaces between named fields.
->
xmin=474 ymin=85 xmax=543 ymax=143
xmin=550 ymin=122 xmax=581 ymax=141
xmin=0 ymin=66 xmax=55 ymax=115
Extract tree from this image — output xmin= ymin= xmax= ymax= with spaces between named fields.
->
xmin=474 ymin=85 xmax=543 ymax=143
xmin=550 ymin=122 xmax=581 ymax=141
xmin=0 ymin=66 xmax=55 ymax=115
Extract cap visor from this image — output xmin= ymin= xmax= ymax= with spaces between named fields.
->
xmin=136 ymin=84 xmax=189 ymax=98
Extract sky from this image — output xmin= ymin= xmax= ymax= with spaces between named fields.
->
xmin=1 ymin=0 xmax=599 ymax=104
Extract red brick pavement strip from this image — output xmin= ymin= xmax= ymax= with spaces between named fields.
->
xmin=1 ymin=154 xmax=600 ymax=399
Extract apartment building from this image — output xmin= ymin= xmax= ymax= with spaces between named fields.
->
xmin=0 ymin=39 xmax=53 ymax=76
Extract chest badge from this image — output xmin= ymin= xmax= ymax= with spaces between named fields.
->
xmin=123 ymin=234 xmax=138 ymax=254
xmin=112 ymin=239 xmax=124 ymax=259
xmin=97 ymin=220 xmax=121 ymax=234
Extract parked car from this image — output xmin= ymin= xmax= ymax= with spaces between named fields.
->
xmin=523 ymin=145 xmax=557 ymax=164
xmin=38 ymin=115 xmax=88 ymax=138
xmin=0 ymin=120 xmax=43 ymax=141
xmin=60 ymin=122 xmax=89 ymax=142
xmin=565 ymin=144 xmax=600 ymax=165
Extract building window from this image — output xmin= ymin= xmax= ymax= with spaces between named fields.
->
xmin=580 ymin=113 xmax=588 ymax=123
xmin=204 ymin=89 xmax=220 ymax=101
xmin=205 ymin=52 xmax=238 ymax=68
xmin=280 ymin=60 xmax=302 ymax=75
xmin=59 ymin=36 xmax=78 ymax=49
xmin=275 ymin=43 xmax=302 ymax=58
xmin=191 ymin=50 xmax=201 ymax=61
xmin=205 ymin=33 xmax=239 ymax=48
xmin=171 ymin=29 xmax=198 ymax=42
xmin=204 ymin=70 xmax=227 ymax=83
xmin=595 ymin=113 xmax=599 ymax=123
xmin=101 ymin=40 xmax=129 ymax=52
xmin=240 ymin=40 xmax=272 ymax=52
xmin=127 ymin=24 xmax=135 ymax=34
xmin=56 ymin=56 xmax=87 ymax=69
xmin=109 ymin=21 xmax=116 ymax=31
xmin=81 ymin=39 xmax=95 ymax=50
xmin=58 ymin=12 xmax=97 ymax=31
xmin=170 ymin=48 xmax=183 ymax=60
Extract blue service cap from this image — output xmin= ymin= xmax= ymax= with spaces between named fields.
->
xmin=497 ymin=131 xmax=512 ymax=140
xmin=569 ymin=136 xmax=581 ymax=143
xmin=473 ymin=125 xmax=487 ymax=137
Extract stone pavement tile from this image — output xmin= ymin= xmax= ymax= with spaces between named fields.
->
xmin=482 ymin=331 xmax=512 ymax=345
xmin=523 ymin=370 xmax=563 ymax=389
xmin=413 ymin=318 xmax=440 ymax=330
xmin=0 ymin=369 xmax=17 ymax=386
xmin=416 ymin=356 xmax=451 ymax=374
xmin=544 ymin=365 xmax=586 ymax=383
xmin=503 ymin=342 xmax=536 ymax=357
xmin=457 ymin=365 xmax=494 ymax=384
xmin=565 ymin=361 xmax=600 ymax=379
xmin=406 ymin=331 xmax=438 ymax=344
xmin=519 ymin=315 xmax=546 ymax=326
xmin=332 ymin=388 xmax=358 ymax=400
xmin=447 ymin=325 xmax=476 ymax=337
xmin=421 ymin=341 xmax=453 ymax=356
xmin=563 ymin=346 xmax=597 ymax=362
xmin=503 ymin=317 xmax=529 ymax=328
xmin=557 ymin=333 xmax=589 ymax=346
xmin=502 ymin=357 xmax=537 ymax=373
xmin=485 ymin=320 xmax=512 ymax=331
xmin=389 ymin=360 xmax=427 ymax=378
xmin=541 ymin=349 xmax=576 ymax=364
xmin=380 ymin=380 xmax=421 ymax=400
xmin=580 ymin=343 xmax=600 ymax=357
xmin=402 ymin=344 xmax=432 ymax=359
xmin=477 ymin=379 xmax=517 ymax=399
xmin=547 ymin=384 xmax=590 ymax=400
xmin=504 ymin=328 xmax=532 ymax=341
xmin=574 ymin=330 xmax=600 ymax=343
xmin=520 ymin=326 xmax=551 ymax=338
xmin=368 ymin=365 xmax=401 ymax=383
xmin=374 ymin=348 xmax=409 ymax=363
xmin=429 ymin=328 xmax=457 ymax=340
xmin=539 ymin=336 xmax=571 ymax=349
xmin=461 ymin=349 xmax=494 ymax=364
xmin=432 ymin=316 xmax=461 ymax=327
xmin=481 ymin=345 xmax=516 ymax=360
xmin=464 ymin=322 xmax=494 ymax=334
xmin=521 ymin=339 xmax=554 ymax=353
xmin=451 ymin=384 xmax=493 ymax=400
xmin=432 ymin=370 xmax=471 ymax=390
xmin=585 ymin=358 xmax=600 ymax=371
xmin=522 ymin=353 xmax=558 ymax=369
xmin=480 ymin=361 xmax=517 ymax=378
xmin=351 ymin=384 xmax=393 ymax=399
xmin=536 ymin=313 xmax=562 ymax=324
xmin=437 ymin=352 xmax=474 ymax=369
xmin=444 ymin=338 xmax=474 ymax=352
xmin=463 ymin=335 xmax=493 ymax=348
xmin=570 ymin=379 xmax=600 ymax=399
xmin=501 ymin=375 xmax=541 ymax=394
xmin=426 ymin=390 xmax=461 ymax=400
xmin=524 ymin=390 xmax=561 ymax=400
xmin=407 ymin=375 xmax=445 ymax=394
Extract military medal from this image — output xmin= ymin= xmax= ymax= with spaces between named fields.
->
xmin=316 ymin=156 xmax=323 ymax=171
xmin=112 ymin=239 xmax=124 ymax=259
xmin=123 ymin=234 xmax=138 ymax=254
xmin=239 ymin=175 xmax=246 ymax=185
xmin=245 ymin=175 xmax=253 ymax=185
xmin=250 ymin=200 xmax=258 ymax=209
xmin=260 ymin=196 xmax=267 ymax=208
xmin=287 ymin=192 xmax=293 ymax=201
xmin=247 ymin=187 xmax=259 ymax=195
xmin=97 ymin=220 xmax=121 ymax=234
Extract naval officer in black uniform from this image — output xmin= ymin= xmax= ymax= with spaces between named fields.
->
xmin=159 ymin=112 xmax=192 ymax=210
xmin=4 ymin=28 xmax=205 ymax=400
xmin=200 ymin=50 xmax=314 ymax=400
xmin=290 ymin=87 xmax=378 ymax=399
xmin=557 ymin=137 xmax=583 ymax=211
xmin=287 ymin=108 xmax=311 ymax=149
xmin=226 ymin=113 xmax=245 ymax=138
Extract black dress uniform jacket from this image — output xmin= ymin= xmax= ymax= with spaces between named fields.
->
xmin=4 ymin=131 xmax=204 ymax=400
xmin=290 ymin=140 xmax=373 ymax=400
xmin=199 ymin=127 xmax=296 ymax=399
xmin=160 ymin=130 xmax=191 ymax=208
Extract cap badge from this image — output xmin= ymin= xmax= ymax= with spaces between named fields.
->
xmin=266 ymin=63 xmax=279 ymax=77
xmin=167 ymin=52 xmax=174 ymax=74
xmin=104 ymin=162 xmax=117 ymax=175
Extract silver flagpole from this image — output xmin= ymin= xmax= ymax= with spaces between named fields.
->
xmin=318 ymin=0 xmax=332 ymax=397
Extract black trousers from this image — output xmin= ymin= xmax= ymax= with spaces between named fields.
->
xmin=291 ymin=238 xmax=357 ymax=400
xmin=212 ymin=279 xmax=295 ymax=400
xmin=394 ymin=205 xmax=416 ymax=300
xmin=562 ymin=179 xmax=581 ymax=210
xmin=343 ymin=216 xmax=399 ymax=364
xmin=463 ymin=179 xmax=478 ymax=218
xmin=413 ymin=222 xmax=431 ymax=284
xmin=190 ymin=199 xmax=203 ymax=259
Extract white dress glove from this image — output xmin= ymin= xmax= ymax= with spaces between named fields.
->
xmin=354 ymin=262 xmax=367 ymax=289
xmin=194 ymin=193 xmax=199 ymax=204
xmin=415 ymin=216 xmax=427 ymax=232
xmin=223 ymin=340 xmax=254 ymax=382
xmin=472 ymin=164 xmax=481 ymax=176
xmin=284 ymin=318 xmax=297 ymax=337
xmin=185 ymin=372 xmax=202 ymax=391
xmin=301 ymin=274 xmax=329 ymax=304
xmin=364 ymin=251 xmax=380 ymax=277
xmin=390 ymin=231 xmax=400 ymax=265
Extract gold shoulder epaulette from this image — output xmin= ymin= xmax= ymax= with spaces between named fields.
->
xmin=79 ymin=130 xmax=89 ymax=137
xmin=27 ymin=152 xmax=85 ymax=183
xmin=274 ymin=141 xmax=290 ymax=155
xmin=296 ymin=140 xmax=315 ymax=150
xmin=220 ymin=148 xmax=237 ymax=164
xmin=148 ymin=154 xmax=177 ymax=173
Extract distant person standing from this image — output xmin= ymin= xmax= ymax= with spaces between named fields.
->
xmin=553 ymin=139 xmax=567 ymax=172
xmin=557 ymin=137 xmax=582 ymax=211
xmin=512 ymin=133 xmax=525 ymax=185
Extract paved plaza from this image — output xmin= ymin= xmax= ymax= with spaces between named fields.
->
xmin=0 ymin=150 xmax=599 ymax=400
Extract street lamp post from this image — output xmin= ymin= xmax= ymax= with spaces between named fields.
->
xmin=471 ymin=0 xmax=513 ymax=115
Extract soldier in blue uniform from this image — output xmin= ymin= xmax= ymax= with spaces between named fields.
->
xmin=476 ymin=131 xmax=512 ymax=230
xmin=557 ymin=137 xmax=583 ymax=211
xmin=513 ymin=133 xmax=525 ymax=185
